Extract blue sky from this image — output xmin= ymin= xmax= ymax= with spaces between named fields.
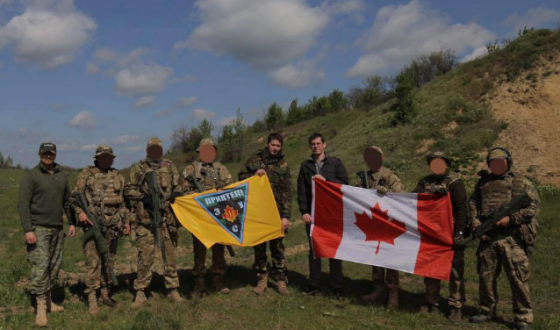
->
xmin=0 ymin=0 xmax=559 ymax=168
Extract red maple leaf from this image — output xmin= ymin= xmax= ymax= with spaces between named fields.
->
xmin=355 ymin=203 xmax=407 ymax=254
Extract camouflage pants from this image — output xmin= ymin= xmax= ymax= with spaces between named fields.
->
xmin=424 ymin=249 xmax=465 ymax=308
xmin=253 ymin=237 xmax=287 ymax=281
xmin=192 ymin=234 xmax=226 ymax=278
xmin=133 ymin=225 xmax=179 ymax=291
xmin=83 ymin=232 xmax=119 ymax=293
xmin=372 ymin=266 xmax=399 ymax=290
xmin=26 ymin=226 xmax=64 ymax=295
xmin=477 ymin=237 xmax=532 ymax=325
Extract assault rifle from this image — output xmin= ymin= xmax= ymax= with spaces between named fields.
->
xmin=145 ymin=171 xmax=167 ymax=267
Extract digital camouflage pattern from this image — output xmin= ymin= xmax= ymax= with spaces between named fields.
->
xmin=356 ymin=167 xmax=403 ymax=291
xmin=469 ymin=171 xmax=540 ymax=325
xmin=182 ymin=161 xmax=233 ymax=278
xmin=124 ymin=158 xmax=182 ymax=290
xmin=72 ymin=164 xmax=129 ymax=293
xmin=27 ymin=226 xmax=65 ymax=295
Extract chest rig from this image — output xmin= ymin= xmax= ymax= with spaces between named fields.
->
xmin=192 ymin=161 xmax=227 ymax=190
xmin=139 ymin=159 xmax=174 ymax=200
xmin=418 ymin=173 xmax=459 ymax=194
xmin=85 ymin=166 xmax=123 ymax=210
xmin=479 ymin=173 xmax=525 ymax=216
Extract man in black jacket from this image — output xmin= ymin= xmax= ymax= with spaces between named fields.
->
xmin=297 ymin=133 xmax=349 ymax=297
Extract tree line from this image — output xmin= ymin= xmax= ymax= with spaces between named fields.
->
xmin=0 ymin=151 xmax=24 ymax=170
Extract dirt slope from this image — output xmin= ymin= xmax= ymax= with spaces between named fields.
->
xmin=488 ymin=57 xmax=560 ymax=185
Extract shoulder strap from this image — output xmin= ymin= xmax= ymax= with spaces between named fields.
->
xmin=192 ymin=161 xmax=202 ymax=180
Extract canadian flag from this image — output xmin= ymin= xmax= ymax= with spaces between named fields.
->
xmin=311 ymin=178 xmax=454 ymax=281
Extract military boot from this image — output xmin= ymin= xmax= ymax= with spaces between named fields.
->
xmin=212 ymin=275 xmax=230 ymax=295
xmin=35 ymin=294 xmax=48 ymax=327
xmin=362 ymin=282 xmax=387 ymax=304
xmin=100 ymin=287 xmax=119 ymax=308
xmin=87 ymin=291 xmax=99 ymax=315
xmin=277 ymin=279 xmax=289 ymax=295
xmin=193 ymin=277 xmax=206 ymax=297
xmin=419 ymin=303 xmax=439 ymax=314
xmin=253 ymin=274 xmax=268 ymax=295
xmin=167 ymin=289 xmax=186 ymax=302
xmin=470 ymin=312 xmax=493 ymax=323
xmin=387 ymin=288 xmax=399 ymax=309
xmin=131 ymin=290 xmax=147 ymax=309
xmin=47 ymin=292 xmax=64 ymax=312
xmin=448 ymin=307 xmax=462 ymax=322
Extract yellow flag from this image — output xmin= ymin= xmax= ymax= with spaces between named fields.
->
xmin=171 ymin=175 xmax=283 ymax=248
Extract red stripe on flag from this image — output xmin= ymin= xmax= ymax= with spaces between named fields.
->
xmin=312 ymin=179 xmax=344 ymax=258
xmin=414 ymin=193 xmax=454 ymax=281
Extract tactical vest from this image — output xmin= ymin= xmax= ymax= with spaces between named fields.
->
xmin=358 ymin=168 xmax=394 ymax=189
xmin=417 ymin=173 xmax=460 ymax=194
xmin=139 ymin=159 xmax=174 ymax=200
xmin=85 ymin=166 xmax=123 ymax=208
xmin=192 ymin=161 xmax=228 ymax=191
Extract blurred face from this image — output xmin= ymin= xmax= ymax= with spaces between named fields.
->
xmin=489 ymin=159 xmax=508 ymax=176
xmin=364 ymin=148 xmax=383 ymax=172
xmin=199 ymin=144 xmax=217 ymax=163
xmin=147 ymin=145 xmax=163 ymax=161
xmin=430 ymin=158 xmax=448 ymax=175
xmin=39 ymin=152 xmax=56 ymax=168
xmin=309 ymin=137 xmax=326 ymax=156
xmin=267 ymin=139 xmax=282 ymax=156
xmin=96 ymin=154 xmax=114 ymax=170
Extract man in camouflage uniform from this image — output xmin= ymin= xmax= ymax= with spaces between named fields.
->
xmin=124 ymin=137 xmax=185 ymax=307
xmin=469 ymin=147 xmax=540 ymax=330
xmin=18 ymin=143 xmax=76 ymax=327
xmin=414 ymin=151 xmax=468 ymax=321
xmin=357 ymin=146 xmax=404 ymax=309
xmin=239 ymin=133 xmax=292 ymax=295
xmin=182 ymin=139 xmax=233 ymax=296
xmin=71 ymin=145 xmax=130 ymax=315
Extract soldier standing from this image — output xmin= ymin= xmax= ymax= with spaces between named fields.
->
xmin=413 ymin=151 xmax=468 ymax=321
xmin=125 ymin=138 xmax=185 ymax=307
xmin=181 ymin=139 xmax=233 ymax=296
xmin=18 ymin=143 xmax=76 ymax=327
xmin=357 ymin=146 xmax=404 ymax=309
xmin=239 ymin=133 xmax=292 ymax=295
xmin=71 ymin=146 xmax=130 ymax=315
xmin=297 ymin=133 xmax=348 ymax=298
xmin=469 ymin=147 xmax=540 ymax=330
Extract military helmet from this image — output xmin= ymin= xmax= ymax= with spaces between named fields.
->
xmin=197 ymin=138 xmax=217 ymax=152
xmin=486 ymin=146 xmax=512 ymax=170
xmin=147 ymin=137 xmax=163 ymax=149
xmin=94 ymin=145 xmax=115 ymax=158
xmin=426 ymin=151 xmax=450 ymax=166
xmin=364 ymin=146 xmax=383 ymax=156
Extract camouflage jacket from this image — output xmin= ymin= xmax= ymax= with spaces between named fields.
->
xmin=238 ymin=148 xmax=292 ymax=219
xmin=355 ymin=167 xmax=403 ymax=192
xmin=182 ymin=161 xmax=233 ymax=194
xmin=71 ymin=165 xmax=129 ymax=231
xmin=124 ymin=158 xmax=181 ymax=226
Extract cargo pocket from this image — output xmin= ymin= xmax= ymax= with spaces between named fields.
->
xmin=512 ymin=251 xmax=530 ymax=282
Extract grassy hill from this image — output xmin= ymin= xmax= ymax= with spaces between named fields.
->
xmin=2 ymin=29 xmax=560 ymax=330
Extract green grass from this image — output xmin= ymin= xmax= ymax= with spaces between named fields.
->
xmin=1 ymin=167 xmax=560 ymax=330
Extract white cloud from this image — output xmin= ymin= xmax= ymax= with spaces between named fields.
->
xmin=68 ymin=110 xmax=96 ymax=129
xmin=92 ymin=47 xmax=117 ymax=62
xmin=134 ymin=95 xmax=156 ymax=108
xmin=346 ymin=0 xmax=495 ymax=78
xmin=178 ymin=96 xmax=198 ymax=107
xmin=125 ymin=145 xmax=143 ymax=153
xmin=192 ymin=108 xmax=217 ymax=121
xmin=85 ymin=61 xmax=100 ymax=75
xmin=461 ymin=46 xmax=488 ymax=62
xmin=215 ymin=116 xmax=235 ymax=128
xmin=269 ymin=58 xmax=326 ymax=88
xmin=503 ymin=6 xmax=560 ymax=36
xmin=0 ymin=0 xmax=96 ymax=69
xmin=56 ymin=140 xmax=79 ymax=152
xmin=79 ymin=143 xmax=96 ymax=152
xmin=155 ymin=96 xmax=198 ymax=117
xmin=115 ymin=64 xmax=174 ymax=96
xmin=322 ymin=0 xmax=365 ymax=15
xmin=176 ymin=0 xmax=329 ymax=69
xmin=111 ymin=135 xmax=141 ymax=145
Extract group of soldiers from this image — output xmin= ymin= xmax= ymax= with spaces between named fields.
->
xmin=18 ymin=133 xmax=540 ymax=330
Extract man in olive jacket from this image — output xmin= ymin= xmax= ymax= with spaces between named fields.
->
xmin=297 ymin=133 xmax=349 ymax=298
xmin=18 ymin=142 xmax=76 ymax=327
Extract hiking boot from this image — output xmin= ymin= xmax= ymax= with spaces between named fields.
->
xmin=302 ymin=284 xmax=319 ymax=296
xmin=193 ymin=277 xmax=206 ymax=297
xmin=253 ymin=274 xmax=268 ymax=295
xmin=277 ymin=280 xmax=289 ymax=295
xmin=470 ymin=313 xmax=493 ymax=323
xmin=35 ymin=294 xmax=48 ymax=327
xmin=387 ymin=288 xmax=399 ymax=309
xmin=212 ymin=275 xmax=230 ymax=295
xmin=448 ymin=307 xmax=462 ymax=322
xmin=87 ymin=291 xmax=99 ymax=316
xmin=132 ymin=290 xmax=147 ymax=309
xmin=100 ymin=287 xmax=119 ymax=308
xmin=516 ymin=323 xmax=531 ymax=330
xmin=419 ymin=303 xmax=438 ymax=314
xmin=47 ymin=292 xmax=64 ymax=312
xmin=362 ymin=283 xmax=387 ymax=304
xmin=167 ymin=289 xmax=185 ymax=302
